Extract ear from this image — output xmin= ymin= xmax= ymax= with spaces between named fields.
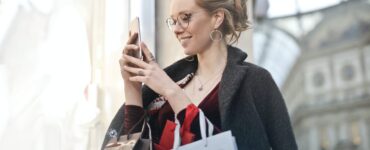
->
xmin=212 ymin=9 xmax=225 ymax=29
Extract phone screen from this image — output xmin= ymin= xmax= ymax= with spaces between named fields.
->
xmin=128 ymin=17 xmax=142 ymax=59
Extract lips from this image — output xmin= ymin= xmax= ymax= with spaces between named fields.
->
xmin=179 ymin=36 xmax=192 ymax=41
xmin=179 ymin=36 xmax=190 ymax=45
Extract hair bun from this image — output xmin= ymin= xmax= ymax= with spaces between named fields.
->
xmin=233 ymin=0 xmax=249 ymax=31
xmin=234 ymin=0 xmax=242 ymax=10
xmin=195 ymin=0 xmax=251 ymax=44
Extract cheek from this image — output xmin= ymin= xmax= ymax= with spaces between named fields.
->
xmin=182 ymin=19 xmax=213 ymax=54
xmin=190 ymin=26 xmax=212 ymax=48
xmin=193 ymin=31 xmax=211 ymax=48
xmin=190 ymin=20 xmax=212 ymax=37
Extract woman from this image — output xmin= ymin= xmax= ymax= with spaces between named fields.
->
xmin=102 ymin=0 xmax=297 ymax=149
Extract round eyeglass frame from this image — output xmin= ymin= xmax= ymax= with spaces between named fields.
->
xmin=165 ymin=13 xmax=191 ymax=31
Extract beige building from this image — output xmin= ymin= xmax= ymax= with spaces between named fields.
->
xmin=255 ymin=0 xmax=370 ymax=149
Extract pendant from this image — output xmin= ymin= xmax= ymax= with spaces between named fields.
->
xmin=198 ymin=86 xmax=203 ymax=91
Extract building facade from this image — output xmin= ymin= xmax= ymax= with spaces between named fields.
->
xmin=255 ymin=0 xmax=370 ymax=149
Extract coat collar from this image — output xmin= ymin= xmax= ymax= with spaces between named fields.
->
xmin=218 ymin=45 xmax=248 ymax=129
xmin=174 ymin=45 xmax=249 ymax=129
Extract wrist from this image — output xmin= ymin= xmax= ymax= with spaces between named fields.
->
xmin=124 ymin=82 xmax=143 ymax=107
xmin=124 ymin=94 xmax=143 ymax=107
xmin=163 ymin=86 xmax=192 ymax=114
xmin=163 ymin=85 xmax=182 ymax=99
xmin=125 ymin=100 xmax=143 ymax=107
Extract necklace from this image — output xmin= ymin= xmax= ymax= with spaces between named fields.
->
xmin=194 ymin=67 xmax=224 ymax=91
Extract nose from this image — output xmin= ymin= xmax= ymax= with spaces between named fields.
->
xmin=173 ymin=23 xmax=185 ymax=35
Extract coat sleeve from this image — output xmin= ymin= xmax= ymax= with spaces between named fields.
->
xmin=100 ymin=105 xmax=145 ymax=149
xmin=101 ymin=104 xmax=125 ymax=150
xmin=252 ymin=68 xmax=298 ymax=150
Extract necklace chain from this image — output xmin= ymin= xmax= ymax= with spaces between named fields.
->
xmin=194 ymin=67 xmax=224 ymax=91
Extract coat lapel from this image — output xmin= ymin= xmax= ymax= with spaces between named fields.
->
xmin=219 ymin=46 xmax=249 ymax=129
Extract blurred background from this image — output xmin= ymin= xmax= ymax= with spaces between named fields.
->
xmin=0 ymin=0 xmax=369 ymax=149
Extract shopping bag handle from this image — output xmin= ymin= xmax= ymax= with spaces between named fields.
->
xmin=173 ymin=109 xmax=214 ymax=149
xmin=199 ymin=110 xmax=214 ymax=147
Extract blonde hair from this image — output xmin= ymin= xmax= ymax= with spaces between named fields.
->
xmin=195 ymin=0 xmax=251 ymax=44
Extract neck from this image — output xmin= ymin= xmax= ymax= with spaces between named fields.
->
xmin=196 ymin=41 xmax=227 ymax=77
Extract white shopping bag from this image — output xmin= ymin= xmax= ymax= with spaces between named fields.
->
xmin=172 ymin=110 xmax=238 ymax=150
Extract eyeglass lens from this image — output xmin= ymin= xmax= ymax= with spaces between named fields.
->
xmin=166 ymin=13 xmax=191 ymax=31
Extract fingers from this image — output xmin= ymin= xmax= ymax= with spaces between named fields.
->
xmin=129 ymin=76 xmax=147 ymax=83
xmin=123 ymin=65 xmax=146 ymax=76
xmin=122 ymin=44 xmax=140 ymax=55
xmin=123 ymin=54 xmax=150 ymax=69
xmin=120 ymin=45 xmax=139 ymax=68
xmin=122 ymin=33 xmax=139 ymax=55
xmin=124 ymin=66 xmax=148 ymax=83
xmin=140 ymin=42 xmax=156 ymax=63
xmin=126 ymin=32 xmax=138 ymax=45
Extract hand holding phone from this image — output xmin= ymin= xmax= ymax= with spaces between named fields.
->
xmin=128 ymin=17 xmax=143 ymax=59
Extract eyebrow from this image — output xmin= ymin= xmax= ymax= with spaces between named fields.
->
xmin=170 ymin=10 xmax=192 ymax=18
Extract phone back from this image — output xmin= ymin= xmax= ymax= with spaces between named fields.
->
xmin=128 ymin=17 xmax=142 ymax=59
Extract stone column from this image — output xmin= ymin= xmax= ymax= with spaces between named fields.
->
xmin=339 ymin=122 xmax=349 ymax=141
xmin=359 ymin=119 xmax=369 ymax=150
xmin=328 ymin=125 xmax=337 ymax=150
xmin=309 ymin=126 xmax=319 ymax=150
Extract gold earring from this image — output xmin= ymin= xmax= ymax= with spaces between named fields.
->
xmin=210 ymin=29 xmax=223 ymax=41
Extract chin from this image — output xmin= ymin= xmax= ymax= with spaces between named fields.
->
xmin=183 ymin=47 xmax=197 ymax=55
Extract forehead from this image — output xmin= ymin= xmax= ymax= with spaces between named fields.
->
xmin=169 ymin=0 xmax=200 ymax=17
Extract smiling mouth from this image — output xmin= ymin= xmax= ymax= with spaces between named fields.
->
xmin=179 ymin=36 xmax=191 ymax=41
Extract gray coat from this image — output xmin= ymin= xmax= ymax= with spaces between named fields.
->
xmin=102 ymin=46 xmax=298 ymax=150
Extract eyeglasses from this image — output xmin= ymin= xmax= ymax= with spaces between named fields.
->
xmin=166 ymin=11 xmax=202 ymax=31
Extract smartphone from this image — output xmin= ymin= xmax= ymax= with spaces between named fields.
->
xmin=128 ymin=17 xmax=143 ymax=59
